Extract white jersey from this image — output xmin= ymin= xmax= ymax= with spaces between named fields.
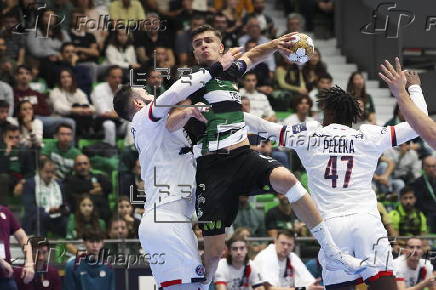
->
xmin=281 ymin=120 xmax=418 ymax=219
xmin=215 ymin=259 xmax=264 ymax=290
xmin=393 ymin=255 xmax=433 ymax=287
xmin=131 ymin=103 xmax=196 ymax=213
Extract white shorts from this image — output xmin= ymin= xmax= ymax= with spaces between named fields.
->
xmin=138 ymin=208 xmax=205 ymax=288
xmin=318 ymin=213 xmax=394 ymax=287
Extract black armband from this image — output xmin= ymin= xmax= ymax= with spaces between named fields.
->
xmin=208 ymin=62 xmax=224 ymax=78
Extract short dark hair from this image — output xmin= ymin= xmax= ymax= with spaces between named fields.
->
xmin=318 ymin=72 xmax=333 ymax=82
xmin=55 ymin=122 xmax=73 ymax=134
xmin=60 ymin=42 xmax=74 ymax=53
xmin=191 ymin=24 xmax=222 ymax=40
xmin=16 ymin=64 xmax=32 ymax=74
xmin=113 ymin=85 xmax=134 ymax=121
xmin=82 ymin=228 xmax=105 ymax=242
xmin=29 ymin=236 xmax=50 ymax=250
xmin=0 ymin=100 xmax=9 ymax=108
xmin=243 ymin=71 xmax=257 ymax=79
xmin=106 ymin=65 xmax=123 ymax=78
xmin=2 ymin=124 xmax=19 ymax=137
xmin=400 ymin=186 xmax=415 ymax=197
xmin=226 ymin=235 xmax=249 ymax=265
xmin=39 ymin=158 xmax=56 ymax=171
xmin=277 ymin=229 xmax=296 ymax=240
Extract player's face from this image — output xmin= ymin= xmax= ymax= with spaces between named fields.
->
xmin=275 ymin=235 xmax=295 ymax=260
xmin=400 ymin=192 xmax=416 ymax=210
xmin=230 ymin=241 xmax=248 ymax=264
xmin=192 ymin=31 xmax=224 ymax=66
xmin=406 ymin=238 xmax=424 ymax=262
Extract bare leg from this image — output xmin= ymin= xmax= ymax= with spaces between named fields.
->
xmin=202 ymin=234 xmax=226 ymax=285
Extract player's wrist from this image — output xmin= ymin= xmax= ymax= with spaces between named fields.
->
xmin=209 ymin=61 xmax=224 ymax=78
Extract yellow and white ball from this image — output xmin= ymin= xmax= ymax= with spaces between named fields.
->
xmin=286 ymin=33 xmax=315 ymax=65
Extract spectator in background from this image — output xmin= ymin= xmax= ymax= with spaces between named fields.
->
xmin=393 ymin=238 xmax=435 ymax=290
xmin=64 ymin=229 xmax=115 ymax=290
xmin=117 ymin=196 xmax=140 ymax=238
xmin=64 ymin=155 xmax=112 ymax=220
xmin=0 ymin=125 xmax=35 ymax=203
xmin=233 ymin=196 xmax=265 ymax=237
xmin=105 ymin=29 xmax=141 ymax=71
xmin=174 ymin=14 xmax=206 ymax=66
xmin=265 ymin=194 xmax=309 ymax=238
xmin=389 ymin=187 xmax=428 ymax=236
xmin=65 ymin=194 xmax=106 ymax=255
xmin=239 ymin=72 xmax=276 ymax=121
xmin=41 ymin=123 xmax=81 ymax=179
xmin=1 ymin=13 xmax=26 ymax=78
xmin=91 ymin=65 xmax=124 ymax=146
xmin=213 ymin=12 xmax=239 ymax=48
xmin=313 ymin=0 xmax=334 ymax=39
xmin=347 ymin=71 xmax=376 ymax=124
xmin=283 ymin=95 xmax=314 ymax=126
xmin=243 ymin=39 xmax=273 ymax=95
xmin=13 ymin=65 xmax=75 ymax=137
xmin=9 ymin=100 xmax=43 ymax=148
xmin=50 ymin=68 xmax=94 ymax=137
xmin=0 ymin=101 xmax=12 ymax=137
xmin=241 ymin=96 xmax=250 ymax=113
xmin=413 ymin=156 xmax=436 ymax=233
xmin=69 ymin=9 xmax=100 ymax=62
xmin=119 ymin=159 xmax=143 ymax=204
xmin=14 ymin=237 xmax=62 ymax=290
xmin=47 ymin=0 xmax=73 ymax=30
xmin=214 ymin=236 xmax=265 ymax=290
xmin=107 ymin=216 xmax=129 ymax=239
xmin=373 ymin=154 xmax=405 ymax=198
xmin=22 ymin=159 xmax=68 ymax=237
xmin=283 ymin=13 xmax=305 ymax=35
xmin=143 ymin=68 xmax=166 ymax=96
xmin=254 ymin=230 xmax=321 ymax=289
xmin=242 ymin=0 xmax=276 ymax=38
xmin=106 ymin=216 xmax=140 ymax=256
xmin=303 ymin=48 xmax=328 ymax=92
xmin=0 ymin=35 xmax=15 ymax=84
xmin=383 ymin=141 xmax=421 ymax=185
xmin=238 ymin=17 xmax=275 ymax=73
xmin=275 ymin=58 xmax=309 ymax=109
xmin=171 ymin=0 xmax=203 ymax=32
xmin=221 ymin=0 xmax=251 ymax=33
xmin=109 ymin=0 xmax=145 ymax=24
xmin=0 ymin=204 xmax=34 ymax=289
xmin=308 ymin=72 xmax=332 ymax=116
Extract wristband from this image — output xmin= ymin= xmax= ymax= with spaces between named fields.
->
xmin=208 ymin=62 xmax=224 ymax=78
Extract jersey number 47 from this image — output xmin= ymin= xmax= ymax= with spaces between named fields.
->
xmin=324 ymin=156 xmax=354 ymax=188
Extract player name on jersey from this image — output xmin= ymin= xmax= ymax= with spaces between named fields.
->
xmin=323 ymin=137 xmax=355 ymax=154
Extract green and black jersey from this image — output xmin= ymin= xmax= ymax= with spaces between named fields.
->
xmin=188 ymin=61 xmax=247 ymax=152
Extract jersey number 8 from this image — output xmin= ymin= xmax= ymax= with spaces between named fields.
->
xmin=324 ymin=156 xmax=354 ymax=188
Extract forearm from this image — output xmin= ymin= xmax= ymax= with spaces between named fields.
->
xmin=166 ymin=107 xmax=192 ymax=132
xmin=242 ymin=39 xmax=279 ymax=70
xmin=15 ymin=229 xmax=33 ymax=265
xmin=384 ymin=158 xmax=395 ymax=177
xmin=291 ymin=194 xmax=322 ymax=229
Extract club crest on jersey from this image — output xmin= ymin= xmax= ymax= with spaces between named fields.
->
xmin=292 ymin=123 xmax=307 ymax=134
xmin=195 ymin=264 xmax=205 ymax=277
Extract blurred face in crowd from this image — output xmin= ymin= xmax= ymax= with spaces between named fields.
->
xmin=278 ymin=193 xmax=290 ymax=207
xmin=423 ymin=156 xmax=436 ymax=178
xmin=40 ymin=162 xmax=56 ymax=184
xmin=71 ymin=12 xmax=85 ymax=30
xmin=15 ymin=67 xmax=32 ymax=86
xmin=230 ymin=241 xmax=248 ymax=265
xmin=246 ymin=18 xmax=261 ymax=39
xmin=405 ymin=238 xmax=424 ymax=263
xmin=309 ymin=49 xmax=320 ymax=65
xmin=107 ymin=68 xmax=123 ymax=89
xmin=243 ymin=74 xmax=257 ymax=93
xmin=35 ymin=245 xmax=50 ymax=265
xmin=2 ymin=15 xmax=19 ymax=33
xmin=118 ymin=200 xmax=133 ymax=217
xmin=133 ymin=160 xmax=141 ymax=177
xmin=116 ymin=29 xmax=129 ymax=45
xmin=80 ymin=197 xmax=94 ymax=217
xmin=244 ymin=41 xmax=257 ymax=52
xmin=74 ymin=155 xmax=91 ymax=177
xmin=352 ymin=73 xmax=365 ymax=89
xmin=399 ymin=142 xmax=410 ymax=154
xmin=275 ymin=234 xmax=295 ymax=260
xmin=147 ymin=70 xmax=163 ymax=88
xmin=155 ymin=47 xmax=168 ymax=64
xmin=4 ymin=129 xmax=20 ymax=147
xmin=84 ymin=239 xmax=104 ymax=255
xmin=182 ymin=0 xmax=192 ymax=10
xmin=400 ymin=191 xmax=416 ymax=211
xmin=55 ymin=126 xmax=73 ymax=148
xmin=109 ymin=220 xmax=129 ymax=238
xmin=192 ymin=30 xmax=224 ymax=66
xmin=213 ymin=15 xmax=228 ymax=32
xmin=296 ymin=97 xmax=311 ymax=115
xmin=19 ymin=101 xmax=34 ymax=120
xmin=287 ymin=17 xmax=302 ymax=33
xmin=61 ymin=44 xmax=76 ymax=62
xmin=253 ymin=0 xmax=265 ymax=13
xmin=0 ymin=38 xmax=6 ymax=55
xmin=144 ymin=14 xmax=160 ymax=32
xmin=241 ymin=98 xmax=250 ymax=113
xmin=42 ymin=10 xmax=56 ymax=27
xmin=60 ymin=70 xmax=73 ymax=90
xmin=318 ymin=77 xmax=332 ymax=90
xmin=0 ymin=106 xmax=9 ymax=122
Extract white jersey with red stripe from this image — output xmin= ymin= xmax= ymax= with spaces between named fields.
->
xmin=214 ymin=259 xmax=264 ymax=290
xmin=393 ymin=255 xmax=433 ymax=287
xmin=131 ymin=102 xmax=197 ymax=213
xmin=280 ymin=120 xmax=418 ymax=219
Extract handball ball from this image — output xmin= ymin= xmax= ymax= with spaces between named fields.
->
xmin=286 ymin=33 xmax=315 ymax=65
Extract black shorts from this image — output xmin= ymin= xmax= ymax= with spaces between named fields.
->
xmin=196 ymin=145 xmax=282 ymax=236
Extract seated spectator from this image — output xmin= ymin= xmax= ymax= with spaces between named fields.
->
xmin=64 ymin=229 xmax=115 ymax=290
xmin=117 ymin=196 xmax=141 ymax=238
xmin=213 ymin=12 xmax=239 ymax=49
xmin=243 ymin=39 xmax=273 ymax=95
xmin=174 ymin=14 xmax=206 ymax=66
xmin=12 ymin=101 xmax=43 ymax=150
xmin=383 ymin=141 xmax=421 ymax=185
xmin=0 ymin=124 xmax=35 ymax=204
xmin=41 ymin=123 xmax=81 ymax=179
xmin=119 ymin=159 xmax=144 ymax=209
xmin=214 ymin=236 xmax=265 ymax=289
xmin=282 ymin=13 xmax=306 ymax=35
xmin=0 ymin=100 xmax=12 ymax=137
xmin=0 ymin=35 xmax=15 ymax=84
xmin=106 ymin=216 xmax=141 ymax=256
xmin=105 ymin=29 xmax=141 ymax=71
xmin=393 ymin=237 xmax=434 ymax=290
xmin=413 ymin=156 xmax=436 ymax=234
xmin=254 ymin=230 xmax=320 ymax=289
xmin=134 ymin=14 xmax=174 ymax=65
xmin=308 ymin=72 xmax=332 ymax=115
xmin=47 ymin=0 xmax=73 ymax=30
xmin=239 ymin=72 xmax=276 ymax=121
xmin=109 ymin=0 xmax=145 ymax=24
xmin=50 ymin=68 xmax=94 ymax=137
xmin=242 ymin=0 xmax=276 ymax=38
xmin=22 ymin=159 xmax=68 ymax=237
xmin=1 ymin=13 xmax=25 ymax=82
xmin=64 ymin=154 xmax=112 ymax=220
xmin=14 ymin=237 xmax=62 ymax=290
xmin=220 ymin=0 xmax=251 ymax=32
xmin=389 ymin=187 xmax=428 ymax=236
xmin=265 ymin=194 xmax=309 ymax=238
xmin=107 ymin=216 xmax=129 ymax=239
xmin=238 ymin=17 xmax=275 ymax=73
xmin=91 ymin=65 xmax=125 ymax=146
xmin=13 ymin=65 xmax=75 ymax=137
xmin=347 ymin=71 xmax=376 ymax=124
xmin=65 ymin=194 xmax=106 ymax=254
xmin=233 ymin=196 xmax=265 ymax=237
xmin=303 ymin=48 xmax=328 ymax=91
xmin=0 ymin=204 xmax=34 ymax=289
xmin=373 ymin=154 xmax=405 ymax=198
xmin=170 ymin=0 xmax=203 ymax=32
xmin=283 ymin=95 xmax=314 ymax=126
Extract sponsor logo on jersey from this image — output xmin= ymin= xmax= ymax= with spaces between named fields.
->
xmin=203 ymin=220 xmax=222 ymax=231
xmin=195 ymin=264 xmax=206 ymax=277
xmin=292 ymin=122 xmax=307 ymax=134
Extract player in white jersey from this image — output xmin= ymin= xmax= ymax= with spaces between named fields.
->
xmin=242 ymin=59 xmax=429 ymax=290
xmin=112 ymin=52 xmax=239 ymax=289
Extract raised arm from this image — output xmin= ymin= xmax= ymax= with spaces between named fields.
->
xmin=244 ymin=112 xmax=282 ymax=138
